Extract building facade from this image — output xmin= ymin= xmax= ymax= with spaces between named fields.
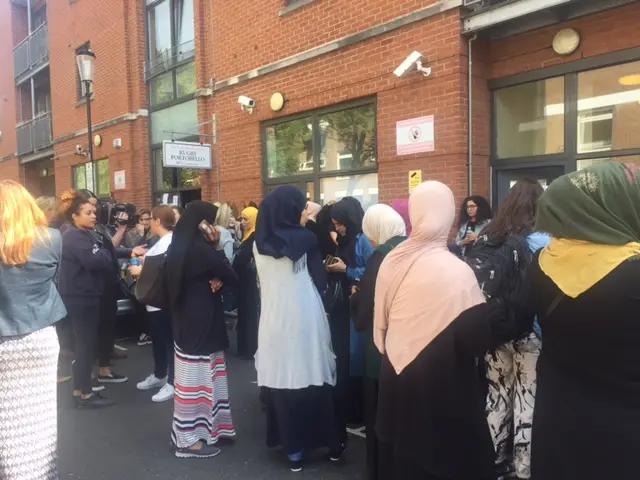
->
xmin=1 ymin=0 xmax=639 ymax=211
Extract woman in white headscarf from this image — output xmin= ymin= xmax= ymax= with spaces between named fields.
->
xmin=373 ymin=182 xmax=533 ymax=480
xmin=351 ymin=204 xmax=407 ymax=480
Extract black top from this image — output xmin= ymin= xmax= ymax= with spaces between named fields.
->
xmin=528 ymin=255 xmax=640 ymax=480
xmin=59 ymin=227 xmax=114 ymax=299
xmin=376 ymin=300 xmax=532 ymax=479
xmin=171 ymin=240 xmax=238 ymax=355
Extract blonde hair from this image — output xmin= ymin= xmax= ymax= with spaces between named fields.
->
xmin=0 ymin=180 xmax=49 ymax=266
xmin=214 ymin=202 xmax=234 ymax=227
xmin=35 ymin=196 xmax=57 ymax=221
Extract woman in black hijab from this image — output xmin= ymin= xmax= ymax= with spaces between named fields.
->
xmin=165 ymin=201 xmax=238 ymax=460
xmin=327 ymin=197 xmax=374 ymax=428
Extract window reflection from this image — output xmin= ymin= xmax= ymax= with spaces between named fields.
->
xmin=265 ymin=118 xmax=313 ymax=178
xmin=320 ymin=173 xmax=379 ymax=211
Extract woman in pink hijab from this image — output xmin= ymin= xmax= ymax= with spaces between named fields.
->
xmin=373 ymin=181 xmax=533 ymax=480
xmin=391 ymin=199 xmax=411 ymax=236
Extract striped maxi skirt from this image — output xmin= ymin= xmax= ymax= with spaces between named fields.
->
xmin=171 ymin=346 xmax=235 ymax=448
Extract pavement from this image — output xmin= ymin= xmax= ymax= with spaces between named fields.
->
xmin=57 ymin=332 xmax=365 ymax=480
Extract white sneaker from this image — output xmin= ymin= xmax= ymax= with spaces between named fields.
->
xmin=152 ymin=384 xmax=174 ymax=403
xmin=137 ymin=374 xmax=167 ymax=391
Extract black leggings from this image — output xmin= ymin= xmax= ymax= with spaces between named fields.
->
xmin=97 ymin=290 xmax=117 ymax=368
xmin=147 ymin=309 xmax=174 ymax=384
xmin=66 ymin=299 xmax=101 ymax=395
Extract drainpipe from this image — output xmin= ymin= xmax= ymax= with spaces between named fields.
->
xmin=467 ymin=33 xmax=477 ymax=196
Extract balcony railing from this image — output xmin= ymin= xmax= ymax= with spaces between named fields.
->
xmin=144 ymin=39 xmax=195 ymax=81
xmin=16 ymin=112 xmax=53 ymax=156
xmin=13 ymin=23 xmax=49 ymax=81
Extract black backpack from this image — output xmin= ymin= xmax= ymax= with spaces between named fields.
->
xmin=464 ymin=234 xmax=532 ymax=301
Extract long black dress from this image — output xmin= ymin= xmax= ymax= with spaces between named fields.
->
xmin=528 ymin=255 xmax=640 ymax=480
xmin=376 ymin=301 xmax=532 ymax=480
xmin=233 ymin=233 xmax=260 ymax=359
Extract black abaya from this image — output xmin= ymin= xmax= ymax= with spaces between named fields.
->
xmin=376 ymin=301 xmax=532 ymax=480
xmin=233 ymin=234 xmax=260 ymax=359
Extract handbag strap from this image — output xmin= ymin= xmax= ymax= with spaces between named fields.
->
xmin=545 ymin=290 xmax=565 ymax=317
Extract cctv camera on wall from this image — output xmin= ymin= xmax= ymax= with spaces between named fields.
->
xmin=393 ymin=51 xmax=432 ymax=78
xmin=238 ymin=95 xmax=256 ymax=114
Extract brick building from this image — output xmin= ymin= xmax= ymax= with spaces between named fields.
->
xmin=1 ymin=0 xmax=639 ymax=212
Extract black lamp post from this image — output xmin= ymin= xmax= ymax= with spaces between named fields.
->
xmin=76 ymin=47 xmax=96 ymax=194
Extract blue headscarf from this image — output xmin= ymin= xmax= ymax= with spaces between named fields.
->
xmin=255 ymin=186 xmax=317 ymax=262
xmin=255 ymin=186 xmax=326 ymax=292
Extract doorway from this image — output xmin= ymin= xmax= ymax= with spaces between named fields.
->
xmin=495 ymin=166 xmax=565 ymax=206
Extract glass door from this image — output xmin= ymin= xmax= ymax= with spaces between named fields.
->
xmin=495 ymin=166 xmax=565 ymax=206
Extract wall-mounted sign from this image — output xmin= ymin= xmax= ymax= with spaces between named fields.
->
xmin=396 ymin=115 xmax=435 ymax=155
xmin=114 ymin=170 xmax=126 ymax=190
xmin=162 ymin=140 xmax=212 ymax=169
xmin=409 ymin=170 xmax=422 ymax=193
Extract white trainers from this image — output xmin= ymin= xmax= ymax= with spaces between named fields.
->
xmin=137 ymin=374 xmax=167 ymax=391
xmin=152 ymin=384 xmax=175 ymax=403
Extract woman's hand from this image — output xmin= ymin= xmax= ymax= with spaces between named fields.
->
xmin=327 ymin=257 xmax=347 ymax=273
xmin=128 ymin=265 xmax=142 ymax=277
xmin=204 ymin=226 xmax=221 ymax=245
xmin=351 ymin=285 xmax=359 ymax=296
xmin=132 ymin=246 xmax=148 ymax=257
xmin=210 ymin=279 xmax=224 ymax=293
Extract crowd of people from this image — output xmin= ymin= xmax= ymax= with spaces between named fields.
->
xmin=1 ymin=161 xmax=640 ymax=479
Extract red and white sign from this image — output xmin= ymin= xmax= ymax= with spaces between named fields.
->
xmin=396 ymin=115 xmax=435 ymax=155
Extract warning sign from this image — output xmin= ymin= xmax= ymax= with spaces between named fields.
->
xmin=396 ymin=115 xmax=435 ymax=155
xmin=409 ymin=170 xmax=422 ymax=193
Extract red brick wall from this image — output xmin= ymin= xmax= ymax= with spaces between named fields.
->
xmin=0 ymin=1 xmax=18 ymax=160
xmin=212 ymin=0 xmax=440 ymax=81
xmin=0 ymin=158 xmax=21 ymax=183
xmin=207 ymin=7 xmax=481 ymax=210
xmin=47 ymin=0 xmax=150 ymax=207
xmin=488 ymin=3 xmax=640 ymax=79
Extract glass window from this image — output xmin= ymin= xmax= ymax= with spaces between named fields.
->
xmin=73 ymin=164 xmax=86 ymax=190
xmin=319 ymin=104 xmax=376 ymax=172
xmin=174 ymin=0 xmax=195 ymax=51
xmin=181 ymin=168 xmax=201 ymax=188
xmin=150 ymin=71 xmax=175 ymax=106
xmin=176 ymin=62 xmax=196 ymax=98
xmin=150 ymin=99 xmax=198 ymax=144
xmin=495 ymin=77 xmax=565 ymax=158
xmin=153 ymin=149 xmax=178 ymax=190
xmin=96 ymin=159 xmax=110 ymax=197
xmin=148 ymin=0 xmax=172 ymax=61
xmin=320 ymin=173 xmax=379 ymax=211
xmin=577 ymin=62 xmax=640 ymax=153
xmin=577 ymin=155 xmax=640 ymax=170
xmin=265 ymin=117 xmax=313 ymax=178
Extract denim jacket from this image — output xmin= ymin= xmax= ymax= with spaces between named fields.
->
xmin=346 ymin=233 xmax=374 ymax=283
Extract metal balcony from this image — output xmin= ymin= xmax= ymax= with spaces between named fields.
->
xmin=144 ymin=39 xmax=196 ymax=81
xmin=16 ymin=112 xmax=53 ymax=156
xmin=13 ymin=23 xmax=49 ymax=84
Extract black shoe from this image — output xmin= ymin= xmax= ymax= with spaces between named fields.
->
xmin=97 ymin=372 xmax=128 ymax=383
xmin=289 ymin=459 xmax=303 ymax=472
xmin=329 ymin=443 xmax=347 ymax=462
xmin=75 ymin=393 xmax=115 ymax=409
xmin=175 ymin=444 xmax=221 ymax=459
xmin=92 ymin=379 xmax=105 ymax=392
xmin=137 ymin=333 xmax=152 ymax=346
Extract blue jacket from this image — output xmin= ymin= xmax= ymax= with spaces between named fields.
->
xmin=0 ymin=228 xmax=67 ymax=337
xmin=346 ymin=233 xmax=374 ymax=283
xmin=59 ymin=226 xmax=114 ymax=299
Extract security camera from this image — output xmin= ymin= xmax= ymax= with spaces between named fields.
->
xmin=75 ymin=144 xmax=85 ymax=155
xmin=393 ymin=51 xmax=432 ymax=78
xmin=238 ymin=95 xmax=255 ymax=113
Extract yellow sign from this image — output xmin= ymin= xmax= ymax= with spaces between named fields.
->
xmin=409 ymin=170 xmax=422 ymax=193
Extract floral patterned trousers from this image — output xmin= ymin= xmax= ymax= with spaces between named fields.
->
xmin=486 ymin=333 xmax=541 ymax=479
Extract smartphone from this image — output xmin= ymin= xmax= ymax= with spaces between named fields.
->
xmin=325 ymin=255 xmax=339 ymax=266
xmin=198 ymin=220 xmax=215 ymax=237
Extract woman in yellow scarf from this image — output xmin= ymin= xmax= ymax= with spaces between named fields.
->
xmin=528 ymin=162 xmax=640 ymax=480
xmin=232 ymin=206 xmax=260 ymax=359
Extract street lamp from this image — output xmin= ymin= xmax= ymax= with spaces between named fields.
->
xmin=76 ymin=47 xmax=97 ymax=194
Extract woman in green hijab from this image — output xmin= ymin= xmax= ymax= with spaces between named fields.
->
xmin=528 ymin=162 xmax=640 ymax=480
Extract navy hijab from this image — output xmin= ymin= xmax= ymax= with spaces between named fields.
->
xmin=331 ymin=196 xmax=364 ymax=267
xmin=255 ymin=186 xmax=325 ymax=291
